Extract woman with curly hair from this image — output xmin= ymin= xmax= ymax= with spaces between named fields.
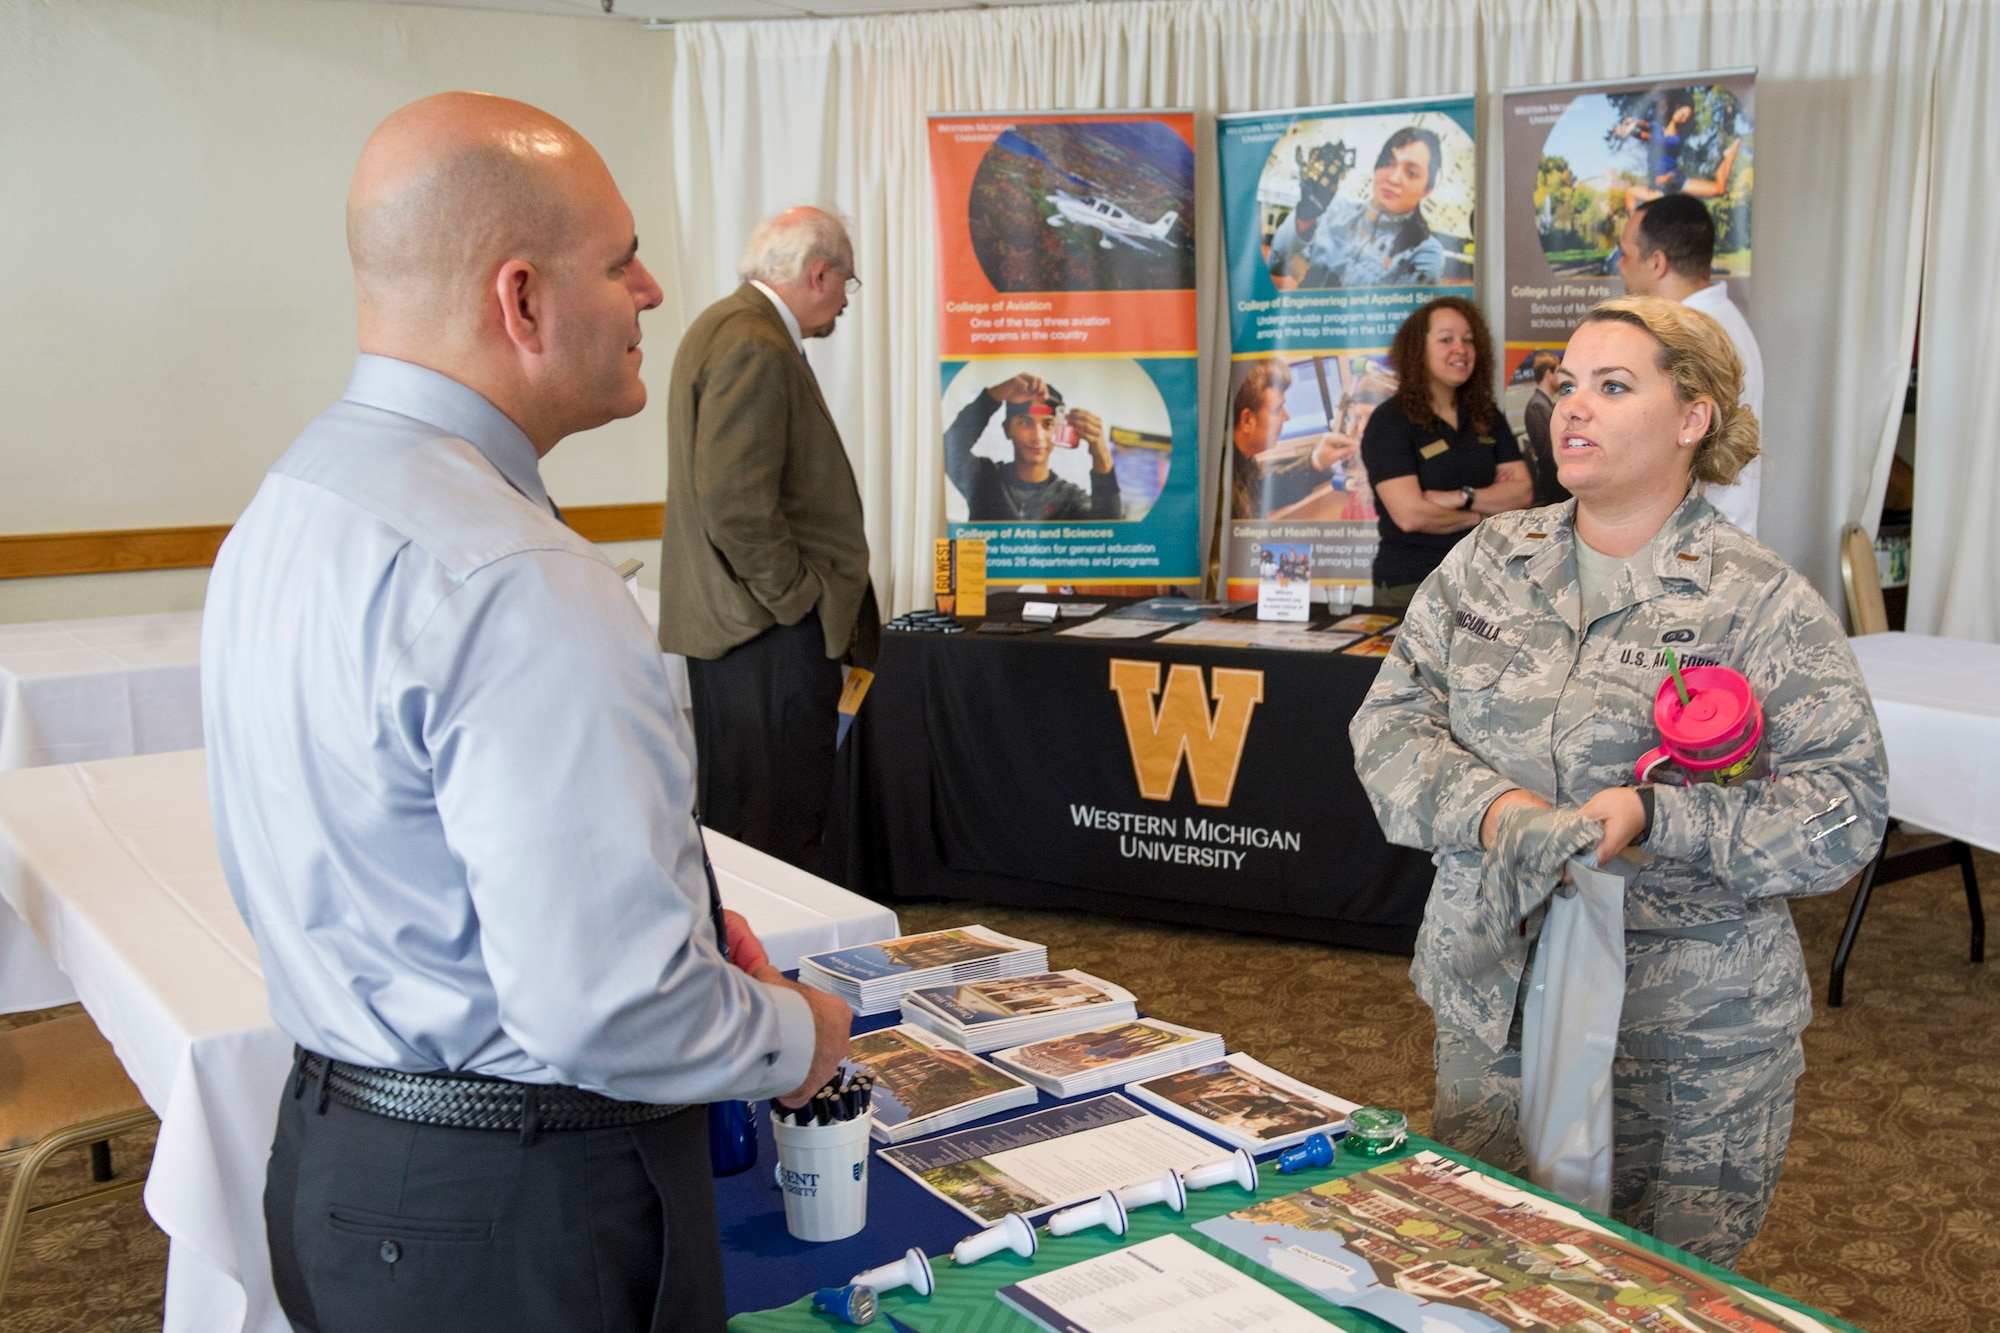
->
xmin=1350 ymin=297 xmax=1886 ymax=1265
xmin=1359 ymin=296 xmax=1533 ymax=607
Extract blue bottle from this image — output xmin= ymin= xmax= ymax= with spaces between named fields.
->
xmin=699 ymin=818 xmax=760 ymax=1178
xmin=708 ymin=1098 xmax=759 ymax=1177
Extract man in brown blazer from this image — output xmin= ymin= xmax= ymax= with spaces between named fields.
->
xmin=660 ymin=207 xmax=879 ymax=876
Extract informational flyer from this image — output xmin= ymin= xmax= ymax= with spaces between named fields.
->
xmin=1154 ymin=620 xmax=1347 ymax=653
xmin=997 ymin=1235 xmax=1340 ymax=1333
xmin=1256 ymin=541 xmax=1313 ymax=620
xmin=1215 ymin=95 xmax=1476 ymax=598
xmin=929 ymin=111 xmax=1202 ymax=586
xmin=1501 ymin=70 xmax=1755 ymax=432
xmin=877 ymin=1093 xmax=1223 ymax=1223
xmin=1195 ymin=1152 xmax=1835 ymax=1333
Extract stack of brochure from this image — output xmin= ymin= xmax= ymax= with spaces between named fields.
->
xmin=990 ymin=1017 xmax=1224 ymax=1098
xmin=796 ymin=926 xmax=1048 ymax=1015
xmin=900 ymin=970 xmax=1138 ymax=1053
xmin=841 ymin=1024 xmax=1041 ymax=1143
xmin=1123 ymin=1052 xmax=1358 ymax=1154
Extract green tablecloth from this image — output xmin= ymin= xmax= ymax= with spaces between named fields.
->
xmin=729 ymin=1137 xmax=1865 ymax=1333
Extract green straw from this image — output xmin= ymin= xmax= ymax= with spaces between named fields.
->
xmin=1664 ymin=647 xmax=1692 ymax=706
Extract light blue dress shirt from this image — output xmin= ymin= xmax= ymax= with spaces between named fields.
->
xmin=202 ymin=354 xmax=813 ymax=1104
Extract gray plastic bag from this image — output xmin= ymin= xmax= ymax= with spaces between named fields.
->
xmin=1518 ymin=855 xmax=1634 ymax=1213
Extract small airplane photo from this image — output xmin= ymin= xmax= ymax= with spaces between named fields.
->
xmin=1047 ymin=189 xmax=1180 ymax=250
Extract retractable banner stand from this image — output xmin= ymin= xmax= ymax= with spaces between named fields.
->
xmin=1216 ymin=96 xmax=1478 ymax=600
xmin=929 ymin=111 xmax=1201 ymax=587
xmin=1501 ymin=71 xmax=1755 ymax=429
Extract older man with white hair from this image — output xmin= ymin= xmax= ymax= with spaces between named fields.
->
xmin=660 ymin=207 xmax=879 ymax=876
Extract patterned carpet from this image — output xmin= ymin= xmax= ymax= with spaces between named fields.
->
xmin=2 ymin=835 xmax=1991 ymax=1332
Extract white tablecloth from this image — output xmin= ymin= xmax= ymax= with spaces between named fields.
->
xmin=0 ymin=748 xmax=896 ymax=1333
xmin=0 ymin=596 xmax=695 ymax=1013
xmin=1851 ymin=631 xmax=2000 ymax=853
xmin=0 ymin=611 xmax=205 ymax=1011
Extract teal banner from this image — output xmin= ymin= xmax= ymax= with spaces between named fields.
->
xmin=1215 ymin=96 xmax=1477 ymax=596
xmin=942 ymin=355 xmax=1201 ymax=583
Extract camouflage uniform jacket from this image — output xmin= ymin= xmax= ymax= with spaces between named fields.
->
xmin=1349 ymin=491 xmax=1888 ymax=1060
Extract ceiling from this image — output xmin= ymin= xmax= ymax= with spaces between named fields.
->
xmin=324 ymin=0 xmax=1094 ymax=23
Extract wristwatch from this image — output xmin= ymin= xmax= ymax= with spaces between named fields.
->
xmin=1460 ymin=485 xmax=1477 ymax=510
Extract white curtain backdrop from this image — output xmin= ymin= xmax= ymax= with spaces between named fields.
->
xmin=660 ymin=0 xmax=1981 ymax=633
xmin=1912 ymin=0 xmax=2000 ymax=642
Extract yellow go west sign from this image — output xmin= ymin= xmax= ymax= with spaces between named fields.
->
xmin=1108 ymin=659 xmax=1265 ymax=808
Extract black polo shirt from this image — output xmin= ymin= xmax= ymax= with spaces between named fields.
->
xmin=1361 ymin=397 xmax=1523 ymax=586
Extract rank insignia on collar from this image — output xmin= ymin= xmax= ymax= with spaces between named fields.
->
xmin=1525 ymin=531 xmax=1548 ymax=539
xmin=1676 ymin=552 xmax=1701 ymax=563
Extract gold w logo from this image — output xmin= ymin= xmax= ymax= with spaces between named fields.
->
xmin=1108 ymin=660 xmax=1264 ymax=808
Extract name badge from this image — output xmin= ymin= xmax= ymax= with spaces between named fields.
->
xmin=1477 ymin=435 xmax=1495 ymax=445
xmin=1418 ymin=439 xmax=1449 ymax=460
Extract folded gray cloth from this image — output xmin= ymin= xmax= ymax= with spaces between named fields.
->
xmin=1443 ymin=803 xmax=1603 ymax=979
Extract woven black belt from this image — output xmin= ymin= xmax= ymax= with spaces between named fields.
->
xmin=293 ymin=1048 xmax=688 ymax=1136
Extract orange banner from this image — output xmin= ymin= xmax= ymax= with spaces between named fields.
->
xmin=931 ymin=113 xmax=1198 ymax=359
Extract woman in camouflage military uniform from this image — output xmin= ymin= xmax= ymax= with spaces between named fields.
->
xmin=1350 ymin=296 xmax=1887 ymax=1267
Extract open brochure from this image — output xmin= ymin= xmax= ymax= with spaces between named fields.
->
xmin=877 ymin=1092 xmax=1224 ymax=1224
xmin=840 ymin=1023 xmax=1038 ymax=1144
xmin=1124 ymin=1052 xmax=1358 ymax=1154
xmin=1194 ymin=1151 xmax=1840 ymax=1333
xmin=997 ymin=1234 xmax=1339 ymax=1333
xmin=1156 ymin=620 xmax=1352 ymax=652
xmin=1054 ymin=618 xmax=1180 ymax=640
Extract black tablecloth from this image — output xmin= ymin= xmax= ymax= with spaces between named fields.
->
xmin=829 ymin=596 xmax=1435 ymax=953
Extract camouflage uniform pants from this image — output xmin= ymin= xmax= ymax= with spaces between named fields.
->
xmin=1432 ymin=1025 xmax=1806 ymax=1268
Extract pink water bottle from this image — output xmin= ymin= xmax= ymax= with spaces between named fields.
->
xmin=1634 ymin=660 xmax=1769 ymax=788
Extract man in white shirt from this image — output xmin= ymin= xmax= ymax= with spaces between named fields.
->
xmin=204 ymin=93 xmax=850 ymax=1332
xmin=1618 ymin=193 xmax=1764 ymax=534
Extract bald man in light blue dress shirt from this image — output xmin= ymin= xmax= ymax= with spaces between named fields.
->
xmin=202 ymin=93 xmax=850 ymax=1333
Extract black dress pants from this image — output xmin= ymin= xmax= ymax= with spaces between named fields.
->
xmin=685 ymin=613 xmax=843 ymax=877
xmin=266 ymin=1085 xmax=723 ymax=1333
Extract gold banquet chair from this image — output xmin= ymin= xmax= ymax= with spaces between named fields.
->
xmin=0 ymin=1014 xmax=156 ymax=1308
xmin=1838 ymin=522 xmax=1890 ymax=637
xmin=1828 ymin=524 xmax=1985 ymax=1006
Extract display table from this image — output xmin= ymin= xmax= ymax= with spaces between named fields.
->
xmin=1850 ymin=631 xmax=2000 ymax=852
xmin=0 ymin=610 xmax=205 ymax=1011
xmin=0 ymin=748 xmax=897 ymax=1333
xmin=830 ymin=598 xmax=1436 ymax=953
xmin=729 ymin=1136 xmax=1861 ymax=1333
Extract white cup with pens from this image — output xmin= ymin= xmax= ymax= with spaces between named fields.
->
xmin=771 ymin=1070 xmax=875 ymax=1242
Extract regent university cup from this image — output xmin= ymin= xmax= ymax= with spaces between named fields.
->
xmin=772 ymin=1114 xmax=872 ymax=1242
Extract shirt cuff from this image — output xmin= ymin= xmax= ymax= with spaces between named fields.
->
xmin=752 ymin=981 xmax=819 ymax=1101
xmin=1444 ymin=768 xmax=1524 ymax=855
xmin=1645 ymin=783 xmax=1706 ymax=863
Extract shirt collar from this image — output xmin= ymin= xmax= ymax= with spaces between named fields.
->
xmin=341 ymin=354 xmax=550 ymax=511
xmin=748 ymin=280 xmax=805 ymax=352
xmin=1502 ymin=488 xmax=1716 ymax=625
xmin=1681 ymin=280 xmax=1731 ymax=315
